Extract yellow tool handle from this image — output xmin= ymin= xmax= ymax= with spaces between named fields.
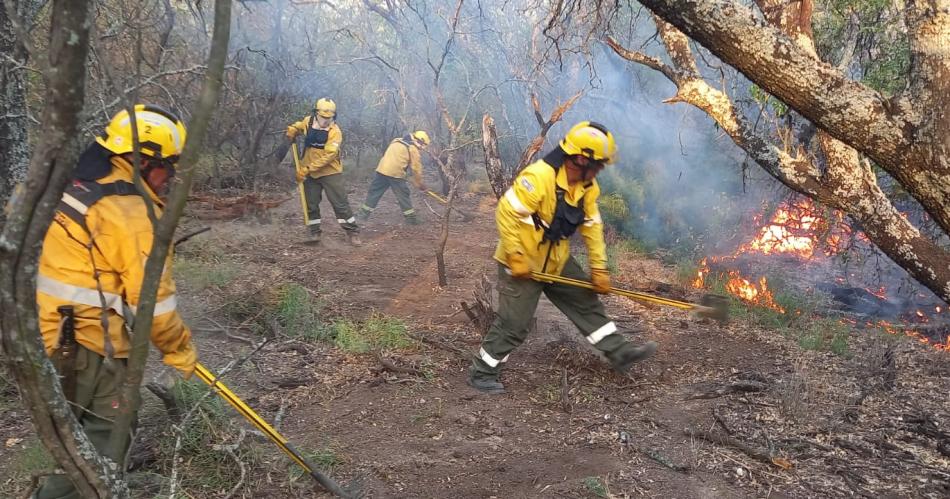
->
xmin=194 ymin=363 xmax=352 ymax=497
xmin=530 ymin=271 xmax=697 ymax=310
xmin=291 ymin=143 xmax=310 ymax=225
xmin=194 ymin=364 xmax=299 ymax=464
xmin=426 ymin=190 xmax=447 ymax=204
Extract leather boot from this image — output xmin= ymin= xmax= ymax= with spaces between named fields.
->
xmin=609 ymin=341 xmax=658 ymax=373
xmin=467 ymin=368 xmax=506 ymax=394
xmin=346 ymin=231 xmax=363 ymax=247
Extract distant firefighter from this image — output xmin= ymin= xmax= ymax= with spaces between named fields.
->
xmin=357 ymin=130 xmax=431 ymax=225
xmin=286 ymin=97 xmax=361 ymax=246
xmin=469 ymin=121 xmax=657 ymax=394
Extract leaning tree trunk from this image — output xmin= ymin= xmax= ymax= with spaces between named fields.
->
xmin=637 ymin=0 xmax=950 ymax=236
xmin=0 ymin=2 xmax=129 ymax=497
xmin=613 ymin=0 xmax=950 ymax=304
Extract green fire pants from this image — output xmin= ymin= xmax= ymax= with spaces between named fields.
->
xmin=34 ymin=347 xmax=135 ymax=499
xmin=303 ymin=172 xmax=358 ymax=232
xmin=359 ymin=172 xmax=416 ymax=219
xmin=471 ymin=257 xmax=636 ymax=380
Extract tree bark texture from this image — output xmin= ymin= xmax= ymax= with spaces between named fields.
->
xmin=481 ymin=114 xmax=506 ymax=199
xmin=0 ymin=1 xmax=130 ymax=497
xmin=0 ymin=2 xmax=38 ymax=217
xmin=607 ymin=3 xmax=950 ymax=303
xmin=108 ymin=0 xmax=232 ymax=458
xmin=636 ymin=0 xmax=950 ymax=237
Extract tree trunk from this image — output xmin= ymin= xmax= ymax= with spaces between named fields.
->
xmin=0 ymin=1 xmax=39 ymax=218
xmin=0 ymin=2 xmax=129 ymax=497
xmin=613 ymin=1 xmax=950 ymax=304
xmin=481 ymin=114 xmax=506 ymax=199
xmin=637 ymin=0 xmax=950 ymax=236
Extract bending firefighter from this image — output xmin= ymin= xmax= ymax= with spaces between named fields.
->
xmin=35 ymin=105 xmax=197 ymax=498
xmin=286 ymin=98 xmax=361 ymax=245
xmin=469 ymin=121 xmax=657 ymax=394
xmin=357 ymin=131 xmax=431 ymax=225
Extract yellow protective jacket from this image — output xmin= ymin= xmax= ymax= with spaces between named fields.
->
xmin=493 ymin=153 xmax=607 ymax=275
xmin=288 ymin=117 xmax=343 ymax=179
xmin=37 ymin=155 xmax=194 ymax=368
xmin=376 ymin=137 xmax=423 ymax=187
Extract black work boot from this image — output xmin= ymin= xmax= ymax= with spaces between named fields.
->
xmin=467 ymin=366 xmax=506 ymax=394
xmin=609 ymin=341 xmax=658 ymax=373
xmin=304 ymin=226 xmax=321 ymax=245
xmin=404 ymin=213 xmax=421 ymax=225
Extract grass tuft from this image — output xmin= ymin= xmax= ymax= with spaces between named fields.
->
xmin=329 ymin=314 xmax=414 ymax=353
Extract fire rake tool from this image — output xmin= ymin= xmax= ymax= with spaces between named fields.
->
xmin=424 ymin=189 xmax=475 ymax=221
xmin=426 ymin=190 xmax=448 ymax=204
xmin=194 ymin=363 xmax=351 ymax=498
xmin=290 ymin=142 xmax=311 ymax=226
xmin=530 ymin=271 xmax=729 ymax=322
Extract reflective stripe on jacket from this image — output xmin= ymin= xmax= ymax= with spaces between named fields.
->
xmin=289 ymin=117 xmax=343 ymax=179
xmin=37 ymin=156 xmax=192 ymax=359
xmin=492 ymin=157 xmax=607 ymax=275
xmin=376 ymin=138 xmax=423 ymax=186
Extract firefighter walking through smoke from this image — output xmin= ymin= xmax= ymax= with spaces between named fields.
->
xmin=34 ymin=105 xmax=198 ymax=498
xmin=356 ymin=130 xmax=431 ymax=225
xmin=286 ymin=97 xmax=362 ymax=246
xmin=468 ymin=121 xmax=658 ymax=394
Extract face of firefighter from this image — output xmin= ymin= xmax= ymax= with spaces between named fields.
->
xmin=564 ymin=155 xmax=605 ymax=184
xmin=315 ymin=115 xmax=334 ymax=128
xmin=143 ymin=159 xmax=176 ymax=197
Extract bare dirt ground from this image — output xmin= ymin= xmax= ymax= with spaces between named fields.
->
xmin=2 ymin=184 xmax=948 ymax=498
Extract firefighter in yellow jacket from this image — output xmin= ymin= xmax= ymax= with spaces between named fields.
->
xmin=34 ymin=105 xmax=197 ymax=497
xmin=286 ymin=98 xmax=361 ymax=245
xmin=468 ymin=122 xmax=657 ymax=394
xmin=357 ymin=131 xmax=430 ymax=225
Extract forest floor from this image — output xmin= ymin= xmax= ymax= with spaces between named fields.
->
xmin=1 ymin=183 xmax=948 ymax=498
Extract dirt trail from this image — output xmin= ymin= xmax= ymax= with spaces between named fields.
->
xmin=2 ymin=186 xmax=947 ymax=498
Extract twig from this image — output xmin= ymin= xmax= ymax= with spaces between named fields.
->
xmin=376 ymin=352 xmax=424 ymax=376
xmin=560 ymin=368 xmax=572 ymax=413
xmin=684 ymin=380 xmax=768 ymax=400
xmin=684 ymin=428 xmax=775 ymax=465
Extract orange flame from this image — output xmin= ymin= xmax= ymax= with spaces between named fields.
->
xmin=724 ymin=272 xmax=785 ymax=313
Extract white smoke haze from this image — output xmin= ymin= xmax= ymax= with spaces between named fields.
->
xmin=90 ymin=1 xmax=944 ymax=332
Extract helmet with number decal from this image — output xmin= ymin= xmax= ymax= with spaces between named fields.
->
xmin=96 ymin=104 xmax=187 ymax=161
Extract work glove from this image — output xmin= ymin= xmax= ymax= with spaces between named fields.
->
xmin=590 ymin=268 xmax=611 ymax=294
xmin=506 ymin=252 xmax=532 ymax=279
xmin=295 ymin=169 xmax=307 ymax=183
xmin=163 ymin=341 xmax=197 ymax=380
xmin=285 ymin=126 xmax=297 ymax=140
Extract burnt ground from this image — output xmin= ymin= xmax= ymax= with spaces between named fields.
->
xmin=1 ymin=184 xmax=948 ymax=498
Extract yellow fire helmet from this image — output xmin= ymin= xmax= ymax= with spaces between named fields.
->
xmin=96 ymin=104 xmax=187 ymax=161
xmin=412 ymin=130 xmax=430 ymax=146
xmin=559 ymin=121 xmax=617 ymax=164
xmin=315 ymin=98 xmax=337 ymax=118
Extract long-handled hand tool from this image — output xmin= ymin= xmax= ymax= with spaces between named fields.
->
xmin=530 ymin=271 xmax=729 ymax=321
xmin=426 ymin=190 xmax=447 ymax=204
xmin=424 ymin=189 xmax=475 ymax=221
xmin=194 ymin=363 xmax=352 ymax=498
xmin=290 ymin=142 xmax=311 ymax=226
